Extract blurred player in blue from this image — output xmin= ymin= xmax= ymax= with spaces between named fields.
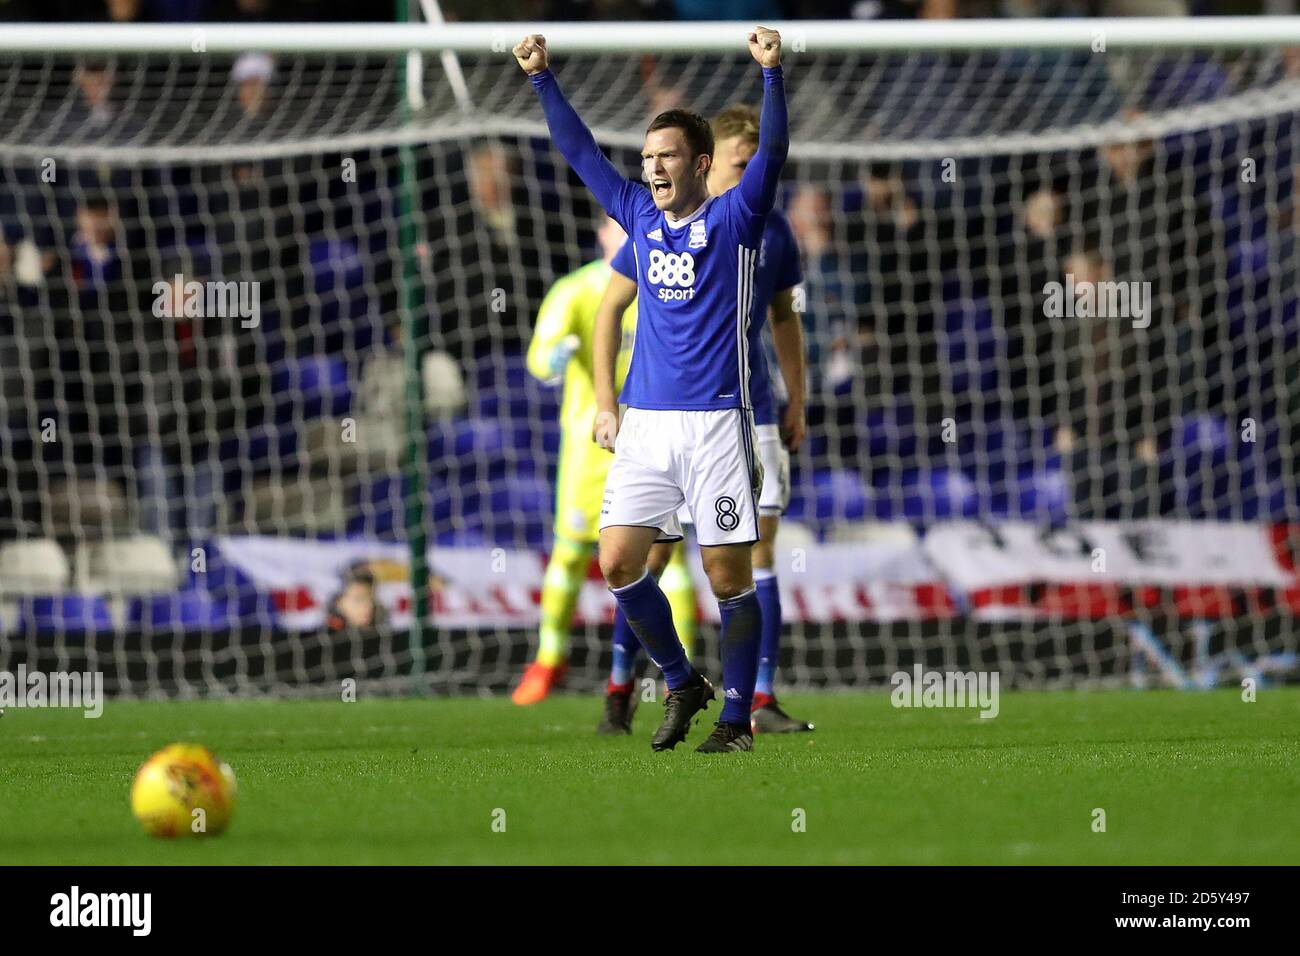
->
xmin=594 ymin=103 xmax=814 ymax=737
xmin=515 ymin=25 xmax=788 ymax=751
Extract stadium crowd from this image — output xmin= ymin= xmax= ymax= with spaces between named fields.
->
xmin=0 ymin=1 xmax=1297 ymax=561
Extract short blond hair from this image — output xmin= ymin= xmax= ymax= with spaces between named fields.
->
xmin=711 ymin=104 xmax=759 ymax=147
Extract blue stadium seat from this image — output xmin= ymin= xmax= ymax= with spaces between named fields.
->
xmin=1011 ymin=463 xmax=1069 ymax=522
xmin=432 ymin=480 xmax=541 ymax=545
xmin=1227 ymin=238 xmax=1270 ymax=287
xmin=950 ymin=416 xmax=1023 ymax=473
xmin=898 ymin=468 xmax=978 ymax=521
xmin=799 ymin=468 xmax=869 ymax=523
xmin=130 ymin=592 xmax=234 ymax=631
xmin=427 ymin=418 xmax=507 ymax=464
xmin=435 ymin=529 xmax=488 ymax=547
xmin=502 ymin=421 xmax=561 ymax=457
xmin=496 ymin=475 xmax=552 ymax=510
xmin=272 ymin=355 xmax=353 ymax=421
xmin=429 ymin=478 xmax=470 ymax=527
xmin=1264 ymin=478 xmax=1299 ymax=521
xmin=307 ymin=237 xmax=364 ymax=292
xmin=1179 ymin=414 xmax=1231 ymax=464
xmin=18 ymin=595 xmax=115 ymax=635
xmin=1171 ymin=415 xmax=1233 ymax=518
xmin=228 ymin=421 xmax=299 ymax=469
xmin=940 ymin=297 xmax=1000 ymax=395
xmin=1144 ymin=56 xmax=1229 ymax=109
xmin=857 ymin=403 xmax=918 ymax=461
xmin=474 ymin=352 xmax=530 ymax=394
xmin=350 ymin=476 xmax=410 ymax=538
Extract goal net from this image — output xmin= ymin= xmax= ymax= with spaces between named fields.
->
xmin=0 ymin=20 xmax=1297 ymax=696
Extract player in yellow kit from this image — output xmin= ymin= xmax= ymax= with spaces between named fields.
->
xmin=511 ymin=217 xmax=698 ymax=705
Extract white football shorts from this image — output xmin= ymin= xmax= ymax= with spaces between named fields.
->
xmin=675 ymin=423 xmax=789 ymax=525
xmin=755 ymin=424 xmax=791 ymax=516
xmin=600 ymin=407 xmax=761 ymax=547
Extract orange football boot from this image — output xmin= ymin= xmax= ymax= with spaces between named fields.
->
xmin=511 ymin=661 xmax=567 ymax=705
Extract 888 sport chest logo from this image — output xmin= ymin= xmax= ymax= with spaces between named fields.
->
xmin=646 ymin=249 xmax=697 ymax=302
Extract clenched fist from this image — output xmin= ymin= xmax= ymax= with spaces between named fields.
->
xmin=513 ymin=34 xmax=549 ymax=76
xmin=748 ymin=26 xmax=781 ymax=69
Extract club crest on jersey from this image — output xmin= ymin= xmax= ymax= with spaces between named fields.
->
xmin=646 ymin=228 xmax=663 ymax=242
xmin=688 ymin=220 xmax=708 ymax=249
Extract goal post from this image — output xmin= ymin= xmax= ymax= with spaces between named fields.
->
xmin=7 ymin=18 xmax=1300 ymax=52
xmin=0 ymin=19 xmax=1297 ymax=696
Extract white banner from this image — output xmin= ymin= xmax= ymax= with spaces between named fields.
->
xmin=214 ymin=534 xmax=949 ymax=630
xmin=922 ymin=521 xmax=1294 ymax=591
xmin=214 ymin=522 xmax=1299 ymax=630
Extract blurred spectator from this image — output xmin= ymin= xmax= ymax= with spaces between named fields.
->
xmin=1051 ymin=246 xmax=1162 ymax=518
xmin=232 ymin=52 xmax=275 ymax=123
xmin=0 ymin=0 xmax=40 ymax=20
xmin=671 ymin=0 xmax=782 ymax=19
xmin=1 ymin=0 xmax=1297 ymax=550
xmin=70 ymin=195 xmax=123 ymax=298
xmin=134 ymin=255 xmax=268 ymax=546
xmin=326 ymin=562 xmax=388 ymax=632
xmin=208 ymin=0 xmax=276 ymax=20
xmin=0 ymin=228 xmax=11 ymax=287
xmin=1102 ymin=0 xmax=1188 ymax=13
xmin=429 ymin=140 xmax=580 ymax=359
xmin=74 ymin=59 xmax=117 ymax=133
xmin=857 ymin=162 xmax=933 ymax=402
xmin=351 ymin=318 xmax=407 ymax=465
xmin=104 ymin=0 xmax=144 ymax=21
xmin=468 ymin=144 xmax=518 ymax=250
xmin=789 ymin=184 xmax=869 ymax=395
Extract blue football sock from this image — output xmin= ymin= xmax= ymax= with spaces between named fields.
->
xmin=610 ymin=571 xmax=692 ymax=690
xmin=610 ymin=607 xmax=641 ymax=686
xmin=718 ymin=586 xmax=761 ymax=725
xmin=754 ymin=571 xmax=781 ymax=697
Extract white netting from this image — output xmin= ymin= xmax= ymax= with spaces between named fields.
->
xmin=0 ymin=24 xmax=1297 ymax=695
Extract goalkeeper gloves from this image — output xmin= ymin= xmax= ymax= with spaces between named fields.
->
xmin=544 ymin=334 xmax=580 ymax=384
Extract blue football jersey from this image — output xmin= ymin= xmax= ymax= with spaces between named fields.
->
xmin=612 ymin=206 xmax=802 ymax=423
xmin=531 ymin=63 xmax=789 ymax=414
xmin=607 ymin=191 xmax=768 ymax=411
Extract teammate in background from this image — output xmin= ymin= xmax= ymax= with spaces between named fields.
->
xmin=512 ymin=217 xmax=698 ymax=705
xmin=593 ymin=104 xmax=813 ymax=735
xmin=516 ymin=25 xmax=788 ymax=752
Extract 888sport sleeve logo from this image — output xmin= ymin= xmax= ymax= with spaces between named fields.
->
xmin=646 ymin=249 xmax=697 ymax=301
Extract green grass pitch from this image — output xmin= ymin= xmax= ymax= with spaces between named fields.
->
xmin=2 ymin=688 xmax=1297 ymax=864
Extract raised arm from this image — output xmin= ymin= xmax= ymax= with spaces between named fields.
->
xmin=738 ymin=27 xmax=789 ymax=216
xmin=515 ymin=34 xmax=641 ymax=228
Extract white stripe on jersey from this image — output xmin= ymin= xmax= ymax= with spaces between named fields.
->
xmin=735 ymin=245 xmax=758 ymax=411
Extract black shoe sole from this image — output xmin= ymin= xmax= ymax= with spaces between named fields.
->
xmin=751 ymin=704 xmax=815 ymax=735
xmin=696 ymin=730 xmax=754 ymax=753
xmin=650 ymin=677 xmax=715 ymax=752
xmin=751 ymin=717 xmax=815 ymax=734
xmin=695 ymin=740 xmax=753 ymax=753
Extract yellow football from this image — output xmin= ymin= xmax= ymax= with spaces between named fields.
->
xmin=130 ymin=743 xmax=237 ymax=838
